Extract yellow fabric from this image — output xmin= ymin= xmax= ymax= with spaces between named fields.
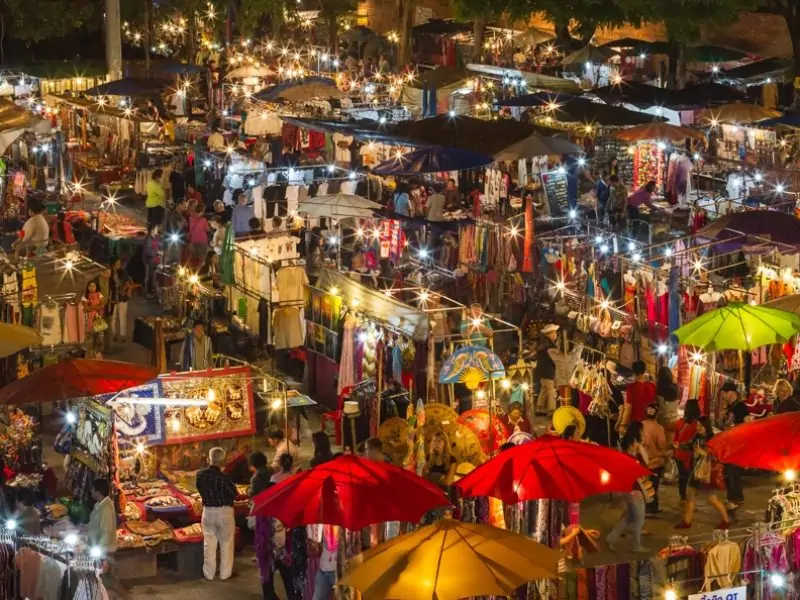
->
xmin=339 ymin=518 xmax=561 ymax=600
xmin=145 ymin=180 xmax=165 ymax=208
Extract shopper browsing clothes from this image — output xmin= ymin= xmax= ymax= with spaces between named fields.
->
xmin=641 ymin=403 xmax=668 ymax=515
xmin=675 ymin=417 xmax=730 ymax=530
xmin=605 ymin=422 xmax=650 ymax=553
xmin=197 ymin=447 xmax=237 ymax=581
xmin=722 ymin=381 xmax=748 ymax=509
xmin=535 ymin=324 xmax=559 ymax=416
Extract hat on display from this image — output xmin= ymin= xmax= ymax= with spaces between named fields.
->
xmin=541 ymin=324 xmax=560 ymax=334
xmin=605 ymin=360 xmax=617 ymax=374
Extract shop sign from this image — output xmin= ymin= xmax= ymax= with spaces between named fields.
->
xmin=688 ymin=586 xmax=747 ymax=600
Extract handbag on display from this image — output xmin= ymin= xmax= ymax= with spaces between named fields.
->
xmin=93 ymin=317 xmax=108 ymax=333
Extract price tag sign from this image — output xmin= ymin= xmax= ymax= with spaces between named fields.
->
xmin=689 ymin=586 xmax=747 ymax=600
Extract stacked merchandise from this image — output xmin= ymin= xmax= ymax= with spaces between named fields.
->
xmin=633 ymin=143 xmax=664 ymax=192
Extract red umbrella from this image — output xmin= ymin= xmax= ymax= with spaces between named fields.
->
xmin=0 ymin=359 xmax=159 ymax=405
xmin=454 ymin=435 xmax=651 ymax=503
xmin=251 ymin=454 xmax=450 ymax=529
xmin=709 ymin=412 xmax=800 ymax=473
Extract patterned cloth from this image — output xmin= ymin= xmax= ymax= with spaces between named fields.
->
xmin=195 ymin=466 xmax=236 ymax=507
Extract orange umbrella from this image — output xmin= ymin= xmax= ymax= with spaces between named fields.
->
xmin=616 ymin=123 xmax=706 ymax=142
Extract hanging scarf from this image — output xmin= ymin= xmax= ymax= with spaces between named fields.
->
xmin=522 ymin=196 xmax=535 ymax=273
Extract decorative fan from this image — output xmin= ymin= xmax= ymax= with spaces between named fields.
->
xmin=439 ymin=345 xmax=505 ymax=389
xmin=458 ymin=408 xmax=510 ymax=455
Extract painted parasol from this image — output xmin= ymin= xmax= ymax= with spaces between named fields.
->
xmin=439 ymin=345 xmax=506 ymax=390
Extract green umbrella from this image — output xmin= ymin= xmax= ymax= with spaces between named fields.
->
xmin=673 ymin=302 xmax=800 ymax=351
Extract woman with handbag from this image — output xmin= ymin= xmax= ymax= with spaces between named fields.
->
xmin=605 ymin=422 xmax=650 ymax=553
xmin=675 ymin=417 xmax=730 ymax=530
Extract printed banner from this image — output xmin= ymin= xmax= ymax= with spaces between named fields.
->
xmin=104 ymin=381 xmax=165 ymax=446
xmin=70 ymin=401 xmax=113 ymax=472
xmin=689 ymin=586 xmax=747 ymax=600
xmin=160 ymin=366 xmax=256 ymax=444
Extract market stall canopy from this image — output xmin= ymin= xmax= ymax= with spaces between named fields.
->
xmin=466 ymin=64 xmax=582 ymax=94
xmin=757 ymin=113 xmax=800 ymax=128
xmin=84 ymin=77 xmax=169 ymax=96
xmin=388 ymin=114 xmax=536 ymax=155
xmin=0 ymin=323 xmax=42 ymax=358
xmin=406 ymin=67 xmax=469 ymax=89
xmin=696 ymin=210 xmax=800 ymax=246
xmin=678 ymin=81 xmax=746 ymax=105
xmin=766 ymin=294 xmax=800 ymax=313
xmin=339 ymin=518 xmax=561 ymax=600
xmin=673 ymin=303 xmax=800 ymax=351
xmin=513 ymin=27 xmax=555 ymax=46
xmin=412 ymin=19 xmax=472 ymax=35
xmin=598 ymin=37 xmax=653 ymax=50
xmin=688 ymin=44 xmax=749 ymax=63
xmin=592 ymin=82 xmax=678 ymax=106
xmin=0 ymin=359 xmax=159 ymax=405
xmin=560 ymin=45 xmax=614 ymax=66
xmin=0 ymin=99 xmax=35 ymax=131
xmin=255 ymin=77 xmax=346 ymax=102
xmin=316 ymin=269 xmax=425 ymax=337
xmin=696 ymin=102 xmax=782 ymax=124
xmin=493 ymin=133 xmax=583 ymax=160
xmin=225 ymin=65 xmax=273 ymax=79
xmin=455 ymin=434 xmax=651 ymax=503
xmin=373 ymin=146 xmax=494 ymax=175
xmin=709 ymin=412 xmax=800 ymax=472
xmin=494 ymin=91 xmax=584 ymax=108
xmin=494 ymin=92 xmax=661 ymax=125
xmin=718 ymin=57 xmax=791 ymax=85
xmin=298 ymin=193 xmax=382 ymax=219
xmin=615 ymin=122 xmax=706 ymax=142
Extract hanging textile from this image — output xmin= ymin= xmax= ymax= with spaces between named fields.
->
xmin=522 ymin=196 xmax=534 ymax=273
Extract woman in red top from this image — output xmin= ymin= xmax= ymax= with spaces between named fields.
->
xmin=673 ymin=399 xmax=701 ymax=501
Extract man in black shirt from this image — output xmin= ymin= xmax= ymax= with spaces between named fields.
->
xmin=722 ymin=382 xmax=747 ymax=508
xmin=196 ymin=447 xmax=237 ymax=581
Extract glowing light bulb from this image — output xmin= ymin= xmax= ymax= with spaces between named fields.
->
xmin=90 ymin=546 xmax=103 ymax=559
xmin=501 ymin=379 xmax=511 ymax=390
xmin=657 ymin=344 xmax=668 ymax=355
xmin=600 ymin=470 xmax=610 ymax=484
xmin=786 ymin=469 xmax=797 ymax=482
xmin=64 ymin=533 xmax=79 ymax=546
xmin=330 ymin=287 xmax=339 ymax=296
xmin=771 ymin=573 xmax=785 ymax=588
xmin=66 ymin=412 xmax=77 ymax=424
xmin=207 ymin=388 xmax=216 ymax=402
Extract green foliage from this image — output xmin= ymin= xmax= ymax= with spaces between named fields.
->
xmin=3 ymin=0 xmax=99 ymax=42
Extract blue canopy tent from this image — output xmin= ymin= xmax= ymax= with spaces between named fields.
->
xmin=373 ymin=146 xmax=494 ymax=175
xmin=84 ymin=77 xmax=169 ymax=96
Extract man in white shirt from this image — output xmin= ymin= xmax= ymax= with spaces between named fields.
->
xmin=13 ymin=202 xmax=49 ymax=256
xmin=207 ymin=129 xmax=225 ymax=151
xmin=267 ymin=428 xmax=299 ymax=471
xmin=88 ymin=478 xmax=130 ymax=599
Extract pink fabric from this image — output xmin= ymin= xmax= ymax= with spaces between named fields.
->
xmin=337 ymin=317 xmax=356 ymax=395
xmin=16 ymin=547 xmax=41 ymax=600
xmin=64 ymin=302 xmax=85 ymax=343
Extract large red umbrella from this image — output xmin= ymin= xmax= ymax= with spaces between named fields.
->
xmin=251 ymin=454 xmax=450 ymax=529
xmin=454 ymin=435 xmax=651 ymax=503
xmin=0 ymin=359 xmax=159 ymax=405
xmin=709 ymin=412 xmax=800 ymax=472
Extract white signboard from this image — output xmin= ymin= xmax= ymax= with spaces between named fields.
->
xmin=689 ymin=587 xmax=747 ymax=600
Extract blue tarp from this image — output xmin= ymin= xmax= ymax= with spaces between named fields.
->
xmin=373 ymin=146 xmax=494 ymax=175
xmin=758 ymin=114 xmax=800 ymax=128
xmin=84 ymin=77 xmax=169 ymax=97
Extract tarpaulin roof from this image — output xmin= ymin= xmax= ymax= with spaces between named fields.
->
xmin=407 ymin=67 xmax=470 ymax=89
xmin=0 ymin=100 xmax=34 ymax=131
xmin=497 ymin=94 xmax=661 ymax=126
xmin=593 ymin=81 xmax=743 ymax=108
xmin=316 ymin=270 xmax=424 ymax=336
xmin=84 ymin=77 xmax=169 ymax=96
xmin=255 ymin=77 xmax=344 ymax=102
xmin=373 ymin=146 xmax=494 ymax=175
xmin=759 ymin=114 xmax=800 ymax=128
xmin=465 ymin=64 xmax=581 ymax=94
xmin=412 ymin=19 xmax=472 ymax=35
xmin=718 ymin=58 xmax=791 ymax=83
xmin=48 ymin=95 xmax=155 ymax=122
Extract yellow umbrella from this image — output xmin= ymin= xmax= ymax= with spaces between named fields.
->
xmin=339 ymin=518 xmax=561 ymax=600
xmin=0 ymin=323 xmax=42 ymax=358
xmin=696 ymin=102 xmax=781 ymax=124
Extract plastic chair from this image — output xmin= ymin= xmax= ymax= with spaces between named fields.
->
xmin=322 ymin=388 xmax=348 ymax=446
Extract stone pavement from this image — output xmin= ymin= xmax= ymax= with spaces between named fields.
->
xmin=34 ymin=247 xmax=775 ymax=598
